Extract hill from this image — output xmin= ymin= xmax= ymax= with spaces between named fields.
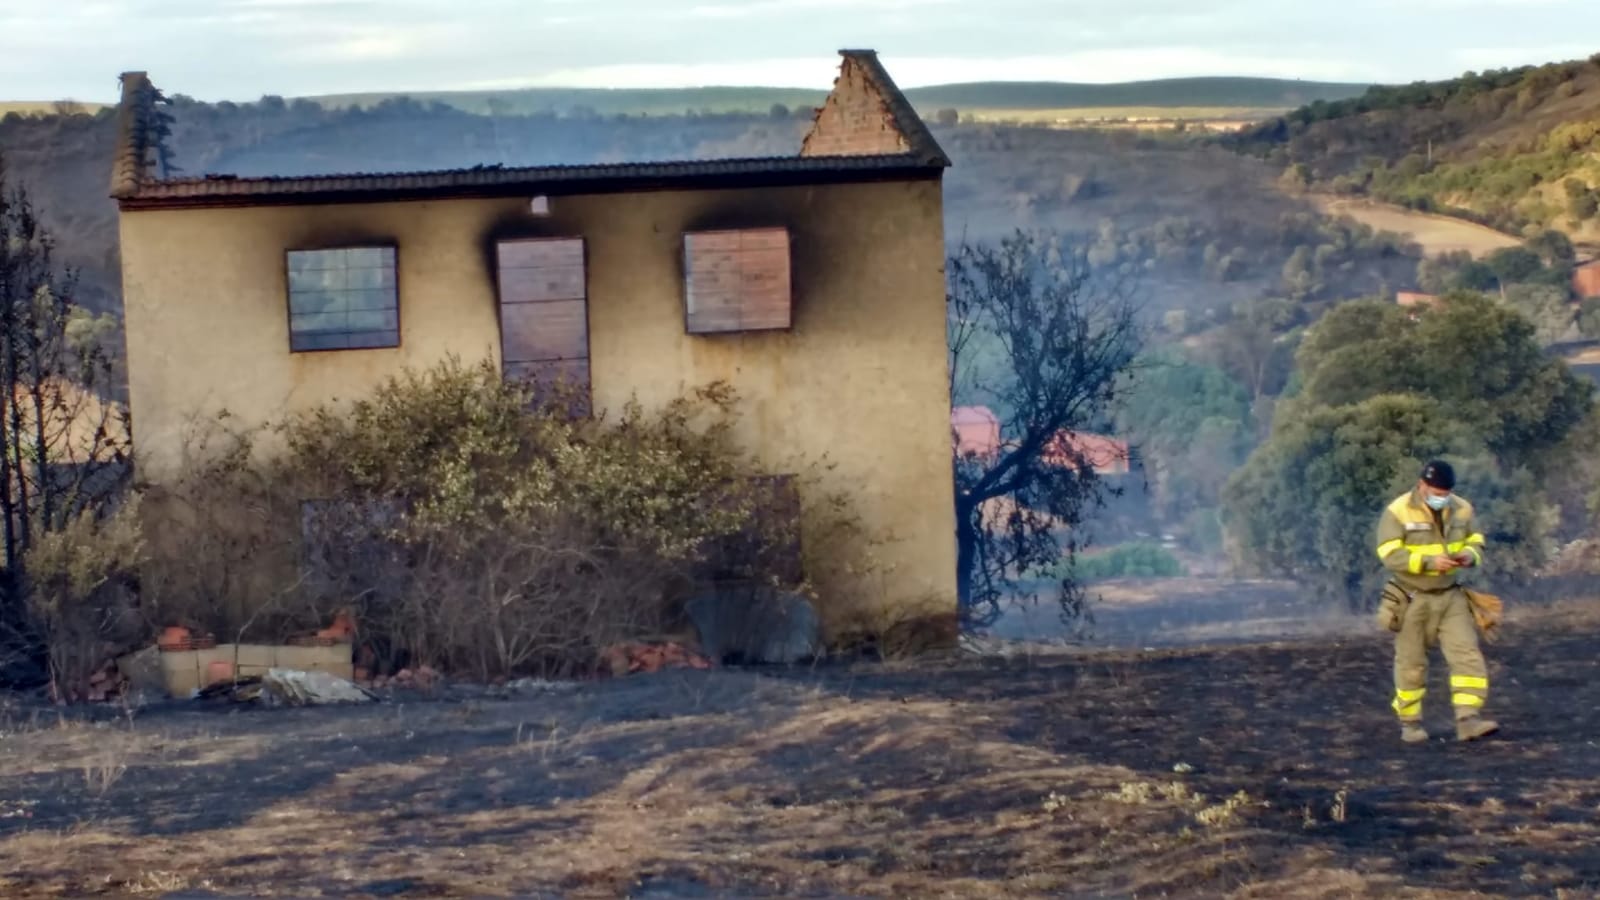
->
xmin=1229 ymin=54 xmax=1600 ymax=241
xmin=0 ymin=94 xmax=1419 ymax=327
xmin=306 ymin=76 xmax=1368 ymax=118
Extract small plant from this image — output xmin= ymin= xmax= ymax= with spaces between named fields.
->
xmin=1107 ymin=781 xmax=1156 ymax=805
xmin=1042 ymin=791 xmax=1070 ymax=814
xmin=1195 ymin=790 xmax=1253 ymax=828
xmin=1331 ymin=788 xmax=1350 ymax=824
xmin=81 ymin=750 xmax=128 ymax=797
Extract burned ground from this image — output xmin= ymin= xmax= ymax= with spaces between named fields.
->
xmin=0 ymin=601 xmax=1597 ymax=898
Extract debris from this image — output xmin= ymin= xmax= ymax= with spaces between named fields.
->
xmin=1173 ymin=762 xmax=1195 ymax=774
xmin=199 ymin=669 xmax=376 ymax=707
xmin=685 ymin=585 xmax=820 ymax=665
xmin=599 ymin=641 xmax=714 ymax=677
xmin=260 ymin=669 xmax=375 ymax=705
xmin=505 ymin=677 xmax=579 ymax=694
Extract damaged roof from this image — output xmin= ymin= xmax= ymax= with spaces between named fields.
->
xmin=111 ymin=50 xmax=950 ymax=211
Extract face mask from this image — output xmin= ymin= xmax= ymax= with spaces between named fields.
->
xmin=1424 ymin=493 xmax=1450 ymax=511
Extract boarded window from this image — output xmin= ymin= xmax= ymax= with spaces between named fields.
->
xmin=683 ymin=228 xmax=792 ymax=334
xmin=286 ymin=247 xmax=399 ymax=352
xmin=496 ymin=237 xmax=591 ymax=411
xmin=695 ymin=474 xmax=803 ymax=585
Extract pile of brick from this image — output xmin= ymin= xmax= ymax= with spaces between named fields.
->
xmin=55 ymin=658 xmax=129 ymax=704
xmin=366 ymin=665 xmax=440 ymax=691
xmin=600 ymin=641 xmax=713 ymax=677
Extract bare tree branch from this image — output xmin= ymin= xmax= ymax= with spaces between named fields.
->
xmin=948 ymin=230 xmax=1145 ymax=629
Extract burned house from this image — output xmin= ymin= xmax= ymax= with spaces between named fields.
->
xmin=111 ymin=50 xmax=958 ymax=632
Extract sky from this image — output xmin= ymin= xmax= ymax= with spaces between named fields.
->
xmin=3 ymin=0 xmax=1600 ymax=102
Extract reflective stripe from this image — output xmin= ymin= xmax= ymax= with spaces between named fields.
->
xmin=1452 ymin=693 xmax=1486 ymax=708
xmin=1393 ymin=688 xmax=1425 ymax=717
xmin=1466 ymin=533 xmax=1486 ymax=546
xmin=1411 ymin=543 xmax=1447 ymax=556
xmin=1376 ymin=539 xmax=1405 ymax=559
xmin=1447 ymin=541 xmax=1466 ymax=553
xmin=1407 ymin=552 xmax=1424 ymax=574
xmin=1466 ymin=546 xmax=1483 ymax=566
xmin=1450 ymin=675 xmax=1488 ymax=690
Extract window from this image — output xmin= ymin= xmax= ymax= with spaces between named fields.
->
xmin=495 ymin=237 xmax=591 ymax=412
xmin=286 ymin=246 xmax=399 ymax=352
xmin=683 ymin=228 xmax=792 ymax=334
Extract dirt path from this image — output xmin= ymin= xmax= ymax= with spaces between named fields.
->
xmin=1310 ymin=195 xmax=1521 ymax=259
xmin=0 ymin=601 xmax=1597 ymax=898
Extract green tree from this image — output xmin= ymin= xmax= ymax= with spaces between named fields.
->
xmin=1209 ymin=296 xmax=1298 ymax=405
xmin=1526 ymin=229 xmax=1576 ymax=267
xmin=1224 ymin=394 xmax=1474 ymax=601
xmin=1224 ymin=292 xmax=1591 ymax=605
xmin=1485 ymin=246 xmax=1544 ymax=286
xmin=1117 ymin=352 xmax=1252 ymax=523
xmin=1293 ymin=293 xmax=1591 ymax=461
xmin=1578 ymin=297 xmax=1600 ymax=339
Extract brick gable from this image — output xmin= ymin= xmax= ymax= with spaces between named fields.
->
xmin=801 ymin=56 xmax=912 ymax=157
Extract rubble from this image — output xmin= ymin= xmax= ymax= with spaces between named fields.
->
xmin=200 ymin=668 xmax=376 ymax=706
xmin=599 ymin=641 xmax=714 ymax=677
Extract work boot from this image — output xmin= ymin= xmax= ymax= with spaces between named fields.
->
xmin=1400 ymin=722 xmax=1429 ymax=744
xmin=1456 ymin=717 xmax=1500 ymax=742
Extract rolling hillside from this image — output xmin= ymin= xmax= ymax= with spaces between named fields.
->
xmin=1230 ymin=54 xmax=1600 ymax=242
xmin=307 ymin=77 xmax=1368 ymax=118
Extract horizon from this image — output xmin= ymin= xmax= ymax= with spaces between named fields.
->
xmin=3 ymin=1 xmax=1599 ymax=104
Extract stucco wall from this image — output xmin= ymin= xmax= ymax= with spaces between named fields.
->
xmin=118 ymin=178 xmax=956 ymax=629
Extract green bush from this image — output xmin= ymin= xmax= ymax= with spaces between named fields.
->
xmin=1060 ymin=543 xmax=1187 ymax=581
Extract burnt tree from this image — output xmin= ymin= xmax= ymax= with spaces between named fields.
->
xmin=948 ymin=230 xmax=1143 ymax=628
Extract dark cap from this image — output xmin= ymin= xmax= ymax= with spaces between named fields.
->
xmin=1420 ymin=459 xmax=1456 ymax=490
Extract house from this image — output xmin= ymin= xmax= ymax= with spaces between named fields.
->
xmin=111 ymin=50 xmax=958 ymax=632
xmin=951 ymin=405 xmax=1001 ymax=458
xmin=951 ymin=405 xmax=1131 ymax=476
xmin=1574 ymin=259 xmax=1600 ymax=299
xmin=1044 ymin=431 xmax=1132 ymax=476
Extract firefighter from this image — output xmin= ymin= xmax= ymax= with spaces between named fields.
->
xmin=1374 ymin=460 xmax=1500 ymax=744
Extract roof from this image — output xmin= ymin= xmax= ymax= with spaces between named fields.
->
xmin=111 ymin=50 xmax=950 ymax=211
xmin=834 ymin=49 xmax=951 ymax=168
xmin=951 ymin=405 xmax=999 ymax=426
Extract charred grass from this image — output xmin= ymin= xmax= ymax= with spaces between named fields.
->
xmin=0 ymin=602 xmax=1597 ymax=898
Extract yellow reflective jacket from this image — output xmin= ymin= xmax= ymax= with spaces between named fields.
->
xmin=1374 ymin=489 xmax=1486 ymax=593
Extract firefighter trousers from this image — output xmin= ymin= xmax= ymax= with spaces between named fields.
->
xmin=1392 ymin=586 xmax=1489 ymax=723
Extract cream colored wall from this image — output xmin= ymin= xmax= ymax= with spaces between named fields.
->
xmin=119 ymin=179 xmax=956 ymax=627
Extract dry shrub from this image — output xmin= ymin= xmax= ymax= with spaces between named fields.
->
xmin=22 ymin=496 xmax=145 ymax=699
xmin=134 ymin=413 xmax=321 ymax=644
xmin=39 ymin=357 xmax=904 ymax=688
xmin=244 ymin=358 xmax=790 ymax=679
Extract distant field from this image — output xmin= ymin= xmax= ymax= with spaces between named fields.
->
xmin=1311 ymin=195 xmax=1522 ymax=258
xmin=961 ymin=106 xmax=1283 ymax=129
xmin=306 ymin=76 xmax=1368 ymax=118
xmin=0 ymin=101 xmax=106 ymax=117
